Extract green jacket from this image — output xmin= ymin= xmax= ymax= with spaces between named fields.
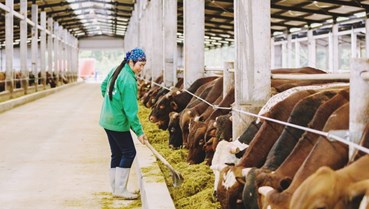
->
xmin=99 ymin=64 xmax=144 ymax=136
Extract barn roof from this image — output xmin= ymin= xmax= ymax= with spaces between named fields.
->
xmin=0 ymin=0 xmax=368 ymax=48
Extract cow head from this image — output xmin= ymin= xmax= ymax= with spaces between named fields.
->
xmin=168 ymin=112 xmax=183 ymax=149
xmin=149 ymin=91 xmax=176 ymax=130
xmin=179 ymin=110 xmax=197 ymax=148
xmin=214 ymin=114 xmax=233 ymax=142
xmin=216 ymin=166 xmax=252 ymax=209
xmin=187 ymin=120 xmax=207 ymax=164
xmin=290 ymin=166 xmax=338 ymax=209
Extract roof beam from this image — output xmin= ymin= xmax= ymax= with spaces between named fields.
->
xmin=272 ymin=4 xmax=350 ymax=17
xmin=37 ymin=0 xmax=133 ymax=10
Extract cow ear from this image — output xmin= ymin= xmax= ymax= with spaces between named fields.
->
xmin=235 ymin=176 xmax=246 ymax=185
xmin=279 ymin=177 xmax=292 ymax=190
xmin=170 ymin=101 xmax=178 ymax=110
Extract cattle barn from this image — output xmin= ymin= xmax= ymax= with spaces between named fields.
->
xmin=1 ymin=0 xmax=369 ymax=209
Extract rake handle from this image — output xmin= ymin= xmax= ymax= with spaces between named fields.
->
xmin=144 ymin=140 xmax=178 ymax=174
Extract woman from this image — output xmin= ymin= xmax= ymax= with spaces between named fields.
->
xmin=99 ymin=48 xmax=148 ymax=199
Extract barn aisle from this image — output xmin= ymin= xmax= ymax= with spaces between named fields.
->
xmin=0 ymin=83 xmax=140 ymax=209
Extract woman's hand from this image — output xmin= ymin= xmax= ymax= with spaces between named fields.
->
xmin=138 ymin=134 xmax=148 ymax=145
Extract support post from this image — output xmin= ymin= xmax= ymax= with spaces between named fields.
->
xmin=308 ymin=29 xmax=316 ymax=67
xmin=48 ymin=18 xmax=53 ymax=76
xmin=183 ymin=0 xmax=205 ymax=88
xmin=287 ymin=34 xmax=292 ymax=68
xmin=163 ymin=0 xmax=177 ymax=87
xmin=366 ymin=18 xmax=369 ymax=58
xmin=295 ymin=40 xmax=300 ymax=67
xmin=233 ymin=0 xmax=271 ymax=139
xmin=5 ymin=0 xmax=14 ymax=94
xmin=54 ymin=22 xmax=59 ymax=85
xmin=151 ymin=0 xmax=163 ymax=82
xmin=349 ymin=59 xmax=369 ymax=159
xmin=351 ymin=29 xmax=357 ymax=58
xmin=329 ymin=23 xmax=339 ymax=72
xmin=20 ymin=0 xmax=28 ymax=93
xmin=31 ymin=4 xmax=38 ymax=90
xmin=40 ymin=11 xmax=46 ymax=87
xmin=223 ymin=61 xmax=234 ymax=98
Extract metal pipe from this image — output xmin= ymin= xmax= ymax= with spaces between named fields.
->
xmin=0 ymin=3 xmax=10 ymax=12
xmin=271 ymin=73 xmax=350 ymax=80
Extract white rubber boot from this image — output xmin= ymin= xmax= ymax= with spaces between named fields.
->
xmin=114 ymin=167 xmax=139 ymax=199
xmin=109 ymin=168 xmax=116 ymax=194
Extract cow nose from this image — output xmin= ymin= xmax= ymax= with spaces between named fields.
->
xmin=149 ymin=115 xmax=156 ymax=122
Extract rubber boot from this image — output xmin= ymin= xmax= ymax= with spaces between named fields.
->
xmin=109 ymin=168 xmax=116 ymax=194
xmin=114 ymin=167 xmax=138 ymax=199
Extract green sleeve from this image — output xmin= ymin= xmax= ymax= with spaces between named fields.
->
xmin=121 ymin=82 xmax=144 ymax=136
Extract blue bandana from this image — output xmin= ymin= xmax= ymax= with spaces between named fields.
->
xmin=125 ymin=48 xmax=146 ymax=62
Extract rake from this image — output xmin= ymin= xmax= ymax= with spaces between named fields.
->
xmin=144 ymin=140 xmax=184 ymax=187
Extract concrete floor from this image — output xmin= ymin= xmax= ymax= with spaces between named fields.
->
xmin=0 ymin=83 xmax=140 ymax=209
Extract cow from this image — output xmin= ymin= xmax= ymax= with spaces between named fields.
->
xmin=271 ymin=67 xmax=326 ymax=74
xmin=204 ymin=113 xmax=234 ymax=163
xmin=347 ymin=179 xmax=369 ymax=209
xmin=0 ymin=72 xmax=6 ymax=92
xmin=166 ymin=79 xmax=220 ymax=149
xmin=179 ymin=77 xmax=224 ymax=148
xmin=255 ymin=88 xmax=350 ymax=193
xmin=46 ymin=71 xmax=57 ymax=88
xmin=138 ymin=78 xmax=152 ymax=98
xmin=186 ymin=88 xmax=235 ymax=164
xmin=168 ymin=112 xmax=182 ymax=149
xmin=148 ymin=78 xmax=184 ymax=108
xmin=216 ymin=89 xmax=318 ymax=209
xmin=241 ymin=89 xmax=340 ymax=209
xmin=262 ymin=103 xmax=350 ymax=209
xmin=142 ymin=84 xmax=163 ymax=107
xmin=149 ymin=76 xmax=218 ymax=130
xmin=290 ymin=154 xmax=369 ymax=209
xmin=140 ymin=75 xmax=163 ymax=105
xmin=209 ymin=119 xmax=263 ymax=199
xmin=290 ymin=122 xmax=369 ymax=209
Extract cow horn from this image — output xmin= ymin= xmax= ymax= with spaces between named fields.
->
xmin=258 ymin=186 xmax=274 ymax=197
xmin=242 ymin=168 xmax=252 ymax=177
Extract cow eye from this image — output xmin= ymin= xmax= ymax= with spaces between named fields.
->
xmin=170 ymin=127 xmax=176 ymax=133
xmin=199 ymin=139 xmax=204 ymax=146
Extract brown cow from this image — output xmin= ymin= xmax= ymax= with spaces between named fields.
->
xmin=179 ymin=77 xmax=224 ymax=148
xmin=0 ymin=72 xmax=6 ymax=92
xmin=147 ymin=78 xmax=184 ymax=108
xmin=187 ymin=88 xmax=234 ymax=164
xmin=216 ymin=89 xmax=317 ymax=209
xmin=241 ymin=89 xmax=340 ymax=209
xmin=290 ymin=155 xmax=369 ymax=209
xmin=257 ymin=88 xmax=350 ymax=192
xmin=263 ymin=103 xmax=350 ymax=209
xmin=149 ymin=76 xmax=218 ymax=130
xmin=290 ymin=122 xmax=369 ymax=209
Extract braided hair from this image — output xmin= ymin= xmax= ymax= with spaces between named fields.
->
xmin=108 ymin=58 xmax=127 ymax=100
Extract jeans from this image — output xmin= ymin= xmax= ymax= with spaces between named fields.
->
xmin=104 ymin=129 xmax=136 ymax=168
